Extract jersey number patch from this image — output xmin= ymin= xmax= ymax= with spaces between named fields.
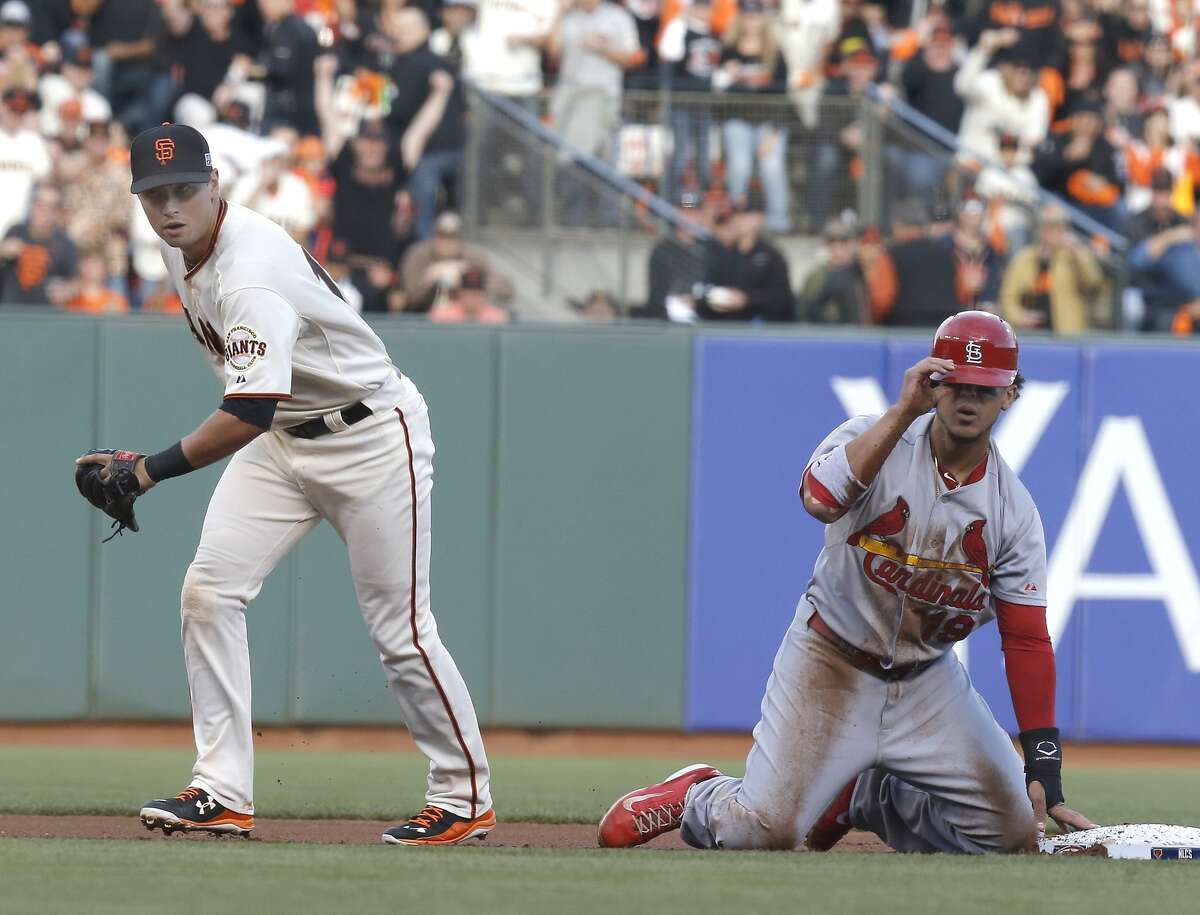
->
xmin=920 ymin=611 xmax=976 ymax=644
xmin=302 ymin=247 xmax=347 ymax=303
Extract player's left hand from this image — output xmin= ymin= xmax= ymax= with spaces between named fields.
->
xmin=1027 ymin=779 xmax=1097 ymax=835
xmin=75 ymin=450 xmax=152 ymax=542
xmin=75 ymin=450 xmax=156 ymax=493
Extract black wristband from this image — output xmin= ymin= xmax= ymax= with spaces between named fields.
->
xmin=1019 ymin=727 xmax=1064 ymax=808
xmin=144 ymin=441 xmax=195 ymax=483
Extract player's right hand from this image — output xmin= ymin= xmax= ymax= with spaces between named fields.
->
xmin=1028 ymin=779 xmax=1097 ymax=836
xmin=896 ymin=356 xmax=955 ymax=419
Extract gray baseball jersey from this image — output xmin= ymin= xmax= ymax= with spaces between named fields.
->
xmin=804 ymin=413 xmax=1048 ymax=667
xmin=678 ymin=410 xmax=1046 ymax=854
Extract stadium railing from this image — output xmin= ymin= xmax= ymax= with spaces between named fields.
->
xmin=464 ymin=83 xmax=1129 ymax=324
xmin=462 ymin=85 xmax=710 ymax=318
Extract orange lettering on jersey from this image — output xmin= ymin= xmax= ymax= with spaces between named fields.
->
xmin=155 ymin=138 xmax=175 ymax=166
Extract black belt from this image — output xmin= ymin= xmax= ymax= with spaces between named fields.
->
xmin=807 ymin=611 xmax=936 ymax=682
xmin=284 ymin=401 xmax=373 ymax=439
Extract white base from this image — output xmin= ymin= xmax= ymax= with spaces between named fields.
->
xmin=1039 ymin=824 xmax=1200 ymax=859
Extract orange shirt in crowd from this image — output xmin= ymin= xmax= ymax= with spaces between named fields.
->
xmin=658 ymin=0 xmax=737 ymax=43
xmin=66 ymin=287 xmax=129 ymax=314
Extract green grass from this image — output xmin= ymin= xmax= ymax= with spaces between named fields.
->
xmin=2 ymin=746 xmax=1199 ymax=827
xmin=2 ymin=748 xmax=1199 ymax=914
xmin=0 ymin=747 xmax=744 ymax=821
xmin=2 ymin=839 xmax=1199 ymax=915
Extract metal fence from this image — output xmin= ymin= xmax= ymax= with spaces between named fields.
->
xmin=463 ymin=83 xmax=1128 ymax=325
xmin=462 ymin=87 xmax=709 ymax=319
xmin=618 ymin=90 xmax=867 ymax=236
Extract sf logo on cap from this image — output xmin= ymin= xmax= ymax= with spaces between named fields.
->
xmin=964 ymin=341 xmax=983 ymax=364
xmin=154 ymin=138 xmax=175 ymax=166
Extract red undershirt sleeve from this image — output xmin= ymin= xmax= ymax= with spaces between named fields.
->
xmin=802 ymin=466 xmax=843 ymax=510
xmin=995 ymin=599 xmax=1056 ymax=732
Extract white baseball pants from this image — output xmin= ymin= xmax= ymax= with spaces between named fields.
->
xmin=681 ymin=606 xmax=1036 ymax=853
xmin=180 ymin=379 xmax=491 ymax=819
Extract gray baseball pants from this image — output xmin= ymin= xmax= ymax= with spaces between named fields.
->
xmin=680 ymin=607 xmax=1037 ymax=853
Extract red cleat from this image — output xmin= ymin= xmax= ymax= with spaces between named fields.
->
xmin=805 ymin=777 xmax=858 ymax=851
xmin=597 ymin=763 xmax=722 ymax=848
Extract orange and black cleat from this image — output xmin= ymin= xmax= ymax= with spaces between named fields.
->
xmin=382 ymin=804 xmax=497 ymax=846
xmin=140 ymin=786 xmax=254 ymax=837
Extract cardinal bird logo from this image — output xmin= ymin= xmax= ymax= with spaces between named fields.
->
xmin=961 ymin=520 xmax=990 ymax=587
xmin=849 ymin=500 xmax=988 ymax=610
xmin=847 ymin=497 xmax=910 ymax=546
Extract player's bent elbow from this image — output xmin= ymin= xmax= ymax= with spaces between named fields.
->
xmin=801 ymin=490 xmax=846 ymax=525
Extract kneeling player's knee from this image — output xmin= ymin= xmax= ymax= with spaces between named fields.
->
xmin=715 ymin=808 xmax=799 ymax=851
xmin=180 ymin=564 xmax=227 ymax=623
xmin=1002 ymin=816 xmax=1039 ymax=854
xmin=988 ymin=808 xmax=1039 ymax=854
xmin=758 ymin=822 xmax=803 ymax=851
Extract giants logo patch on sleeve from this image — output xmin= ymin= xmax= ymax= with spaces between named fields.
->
xmin=225 ymin=325 xmax=268 ymax=372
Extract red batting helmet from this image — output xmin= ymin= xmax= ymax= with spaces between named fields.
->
xmin=931 ymin=310 xmax=1019 ymax=387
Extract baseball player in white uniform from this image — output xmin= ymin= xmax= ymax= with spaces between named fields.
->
xmin=598 ymin=312 xmax=1096 ymax=853
xmin=76 ymin=124 xmax=494 ymax=845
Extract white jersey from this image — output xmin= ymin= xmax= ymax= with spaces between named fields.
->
xmin=0 ymin=126 xmax=50 ymax=238
xmin=463 ymin=0 xmax=558 ymax=96
xmin=160 ymin=201 xmax=403 ymax=429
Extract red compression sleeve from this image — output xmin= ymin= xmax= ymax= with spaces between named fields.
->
xmin=995 ymin=600 xmax=1056 ymax=732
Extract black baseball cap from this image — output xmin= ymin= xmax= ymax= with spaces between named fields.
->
xmin=130 ymin=123 xmax=213 ymax=194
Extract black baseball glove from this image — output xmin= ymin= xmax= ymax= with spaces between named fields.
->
xmin=75 ymin=449 xmax=144 ymax=541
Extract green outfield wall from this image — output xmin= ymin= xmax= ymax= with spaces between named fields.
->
xmin=0 ymin=313 xmax=692 ymax=728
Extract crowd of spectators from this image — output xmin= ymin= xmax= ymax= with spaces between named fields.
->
xmin=645 ymin=191 xmax=1113 ymax=329
xmin=3 ymin=0 xmax=1200 ymax=333
xmin=0 ymin=0 xmax=516 ymax=322
xmin=640 ymin=0 xmax=1200 ymax=334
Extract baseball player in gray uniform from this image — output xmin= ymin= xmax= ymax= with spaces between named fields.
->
xmin=598 ymin=311 xmax=1096 ymax=853
xmin=75 ymin=124 xmax=494 ymax=845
